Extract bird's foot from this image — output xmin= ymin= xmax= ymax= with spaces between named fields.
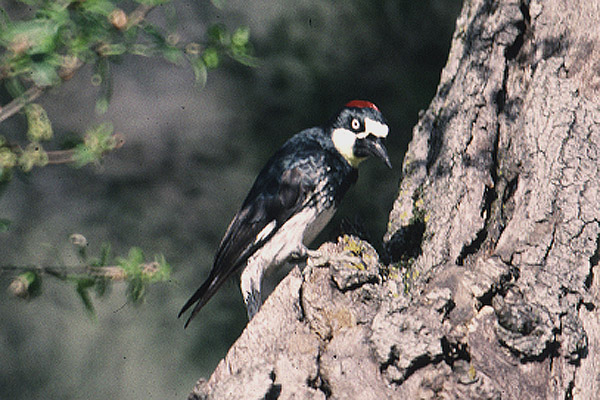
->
xmin=289 ymin=246 xmax=313 ymax=261
xmin=289 ymin=247 xmax=328 ymax=267
xmin=306 ymin=249 xmax=333 ymax=268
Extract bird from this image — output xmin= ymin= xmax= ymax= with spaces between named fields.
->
xmin=179 ymin=100 xmax=391 ymax=327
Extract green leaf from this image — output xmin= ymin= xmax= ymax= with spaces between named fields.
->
xmin=95 ymin=97 xmax=109 ymax=114
xmin=4 ymin=78 xmax=25 ymax=98
xmin=127 ymin=276 xmax=145 ymax=303
xmin=72 ymin=122 xmax=116 ymax=167
xmin=150 ymin=254 xmax=171 ymax=282
xmin=231 ymin=26 xmax=250 ymax=48
xmin=25 ymin=103 xmax=53 ymax=141
xmin=19 ymin=142 xmax=48 ymax=171
xmin=230 ymin=49 xmax=259 ymax=67
xmin=98 ymin=43 xmax=127 ymax=56
xmin=116 ymin=248 xmax=170 ymax=303
xmin=202 ymin=47 xmax=219 ymax=69
xmin=118 ymin=247 xmax=145 ymax=276
xmin=76 ymin=278 xmax=96 ymax=318
xmin=0 ymin=148 xmax=18 ymax=169
xmin=130 ymin=43 xmax=155 ymax=57
xmin=142 ymin=23 xmax=168 ymax=46
xmin=134 ymin=0 xmax=170 ymax=5
xmin=80 ymin=0 xmax=116 ymax=16
xmin=0 ymin=19 xmax=59 ymax=55
xmin=98 ymin=243 xmax=111 ymax=266
xmin=190 ymin=57 xmax=207 ymax=87
xmin=94 ymin=277 xmax=109 ymax=297
xmin=0 ymin=167 xmax=12 ymax=185
xmin=0 ymin=218 xmax=11 ymax=232
xmin=29 ymin=61 xmax=60 ymax=87
xmin=161 ymin=45 xmax=183 ymax=64
xmin=207 ymin=24 xmax=228 ymax=45
xmin=93 ymin=57 xmax=112 ymax=114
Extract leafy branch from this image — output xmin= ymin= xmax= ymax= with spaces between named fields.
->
xmin=0 ymin=1 xmax=256 ymax=316
xmin=0 ymin=0 xmax=256 ymax=174
xmin=6 ymin=234 xmax=171 ymax=317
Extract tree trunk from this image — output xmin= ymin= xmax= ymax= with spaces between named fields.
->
xmin=188 ymin=0 xmax=600 ymax=398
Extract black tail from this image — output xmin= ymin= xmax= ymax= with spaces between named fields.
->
xmin=179 ymin=244 xmax=253 ymax=327
xmin=178 ymin=277 xmax=223 ymax=328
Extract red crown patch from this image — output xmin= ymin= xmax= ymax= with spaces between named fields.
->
xmin=345 ymin=100 xmax=379 ymax=111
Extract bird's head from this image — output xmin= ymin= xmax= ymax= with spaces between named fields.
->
xmin=329 ymin=100 xmax=391 ymax=169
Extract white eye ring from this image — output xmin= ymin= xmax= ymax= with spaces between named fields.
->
xmin=351 ymin=118 xmax=361 ymax=131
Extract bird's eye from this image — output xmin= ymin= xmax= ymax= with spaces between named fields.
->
xmin=351 ymin=118 xmax=361 ymax=131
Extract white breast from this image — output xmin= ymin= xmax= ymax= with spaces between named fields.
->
xmin=241 ymin=205 xmax=336 ymax=319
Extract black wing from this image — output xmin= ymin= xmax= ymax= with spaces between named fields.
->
xmin=179 ymin=138 xmax=325 ymax=327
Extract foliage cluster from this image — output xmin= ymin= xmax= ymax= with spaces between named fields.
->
xmin=0 ymin=0 xmax=254 ymax=315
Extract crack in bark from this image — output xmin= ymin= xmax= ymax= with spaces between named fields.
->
xmin=504 ymin=1 xmax=531 ymax=60
xmin=456 ymin=185 xmax=496 ymax=266
xmin=502 ymin=175 xmax=518 ymax=203
xmin=306 ymin=350 xmax=332 ymax=399
xmin=331 ymin=273 xmax=380 ymax=293
xmin=456 ymin=0 xmax=530 ymax=267
xmin=584 ymin=231 xmax=600 ymax=289
xmin=441 ymin=336 xmax=471 ymax=367
xmin=540 ymin=221 xmax=558 ymax=267
xmin=297 ymin=275 xmax=308 ymax=322
xmin=265 ymin=370 xmax=282 ymax=400
xmin=455 ymin=34 xmax=511 ymax=266
xmin=475 ymin=259 xmax=519 ymax=310
xmin=483 ymin=1 xmax=529 ymax=254
xmin=426 ymin=108 xmax=458 ymax=174
xmin=386 ymin=351 xmax=445 ymax=386
xmin=564 ymin=379 xmax=574 ymax=400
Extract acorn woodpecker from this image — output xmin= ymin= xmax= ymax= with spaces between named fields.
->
xmin=179 ymin=100 xmax=391 ymax=327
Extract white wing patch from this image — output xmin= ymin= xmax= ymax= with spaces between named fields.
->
xmin=357 ymin=117 xmax=389 ymax=139
xmin=254 ymin=220 xmax=277 ymax=244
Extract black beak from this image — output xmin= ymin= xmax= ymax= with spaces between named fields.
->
xmin=356 ymin=136 xmax=392 ymax=168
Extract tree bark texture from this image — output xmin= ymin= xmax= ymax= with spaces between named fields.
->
xmin=189 ymin=0 xmax=600 ymax=398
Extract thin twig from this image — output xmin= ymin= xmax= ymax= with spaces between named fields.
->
xmin=126 ymin=4 xmax=156 ymax=30
xmin=46 ymin=149 xmax=79 ymax=165
xmin=5 ymin=263 xmax=156 ymax=298
xmin=2 ymin=262 xmax=159 ymax=281
xmin=45 ymin=133 xmax=125 ymax=164
xmin=1 ymin=133 xmax=125 ymax=165
xmin=2 ymin=264 xmax=122 ymax=280
xmin=0 ymin=58 xmax=84 ymax=124
xmin=0 ymin=86 xmax=44 ymax=124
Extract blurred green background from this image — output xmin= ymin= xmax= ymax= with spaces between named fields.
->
xmin=0 ymin=0 xmax=461 ymax=398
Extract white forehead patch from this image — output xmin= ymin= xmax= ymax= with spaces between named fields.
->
xmin=356 ymin=117 xmax=389 ymax=139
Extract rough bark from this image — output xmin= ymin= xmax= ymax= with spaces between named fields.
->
xmin=188 ymin=0 xmax=600 ymax=398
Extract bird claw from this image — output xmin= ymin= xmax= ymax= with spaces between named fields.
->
xmin=289 ymin=248 xmax=309 ymax=262
xmin=306 ymin=250 xmax=331 ymax=268
xmin=288 ymin=247 xmax=329 ymax=269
